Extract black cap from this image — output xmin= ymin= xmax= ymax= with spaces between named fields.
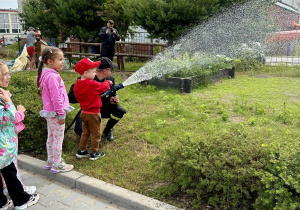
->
xmin=98 ymin=57 xmax=118 ymax=69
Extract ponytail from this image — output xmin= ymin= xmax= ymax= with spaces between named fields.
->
xmin=37 ymin=46 xmax=63 ymax=97
xmin=37 ymin=60 xmax=43 ymax=97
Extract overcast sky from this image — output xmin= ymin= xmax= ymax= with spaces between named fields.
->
xmin=0 ymin=0 xmax=18 ymax=9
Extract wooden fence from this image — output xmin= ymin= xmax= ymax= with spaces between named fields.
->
xmin=65 ymin=41 xmax=167 ymax=71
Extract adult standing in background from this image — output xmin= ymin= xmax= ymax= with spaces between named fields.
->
xmin=99 ymin=20 xmax=120 ymax=61
xmin=26 ymin=28 xmax=41 ymax=71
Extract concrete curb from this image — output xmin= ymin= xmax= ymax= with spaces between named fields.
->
xmin=18 ymin=154 xmax=180 ymax=210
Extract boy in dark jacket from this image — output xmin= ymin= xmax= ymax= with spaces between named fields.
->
xmin=74 ymin=58 xmax=112 ymax=160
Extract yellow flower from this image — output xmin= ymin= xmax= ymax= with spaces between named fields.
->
xmin=261 ymin=144 xmax=267 ymax=147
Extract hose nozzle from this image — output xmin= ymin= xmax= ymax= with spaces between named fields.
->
xmin=101 ymin=83 xmax=124 ymax=97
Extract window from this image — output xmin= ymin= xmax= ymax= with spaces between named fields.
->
xmin=0 ymin=13 xmax=9 ymax=33
xmin=10 ymin=14 xmax=22 ymax=34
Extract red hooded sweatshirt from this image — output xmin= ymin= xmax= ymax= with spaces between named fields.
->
xmin=74 ymin=79 xmax=111 ymax=114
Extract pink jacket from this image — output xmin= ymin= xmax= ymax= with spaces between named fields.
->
xmin=14 ymin=110 xmax=25 ymax=134
xmin=39 ymin=68 xmax=73 ymax=119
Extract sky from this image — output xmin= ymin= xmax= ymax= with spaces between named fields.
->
xmin=0 ymin=0 xmax=18 ymax=9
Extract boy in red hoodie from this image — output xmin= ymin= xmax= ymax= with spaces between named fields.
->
xmin=74 ymin=58 xmax=112 ymax=160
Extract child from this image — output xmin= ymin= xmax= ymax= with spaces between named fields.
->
xmin=0 ymin=61 xmax=39 ymax=209
xmin=74 ymin=58 xmax=112 ymax=160
xmin=0 ymin=61 xmax=36 ymax=196
xmin=37 ymin=47 xmax=74 ymax=173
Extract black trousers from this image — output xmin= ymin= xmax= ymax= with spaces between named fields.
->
xmin=0 ymin=162 xmax=30 ymax=207
xmin=100 ymin=45 xmax=115 ymax=61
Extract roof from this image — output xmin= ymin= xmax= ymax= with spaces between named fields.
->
xmin=0 ymin=9 xmax=18 ymax=12
xmin=275 ymin=2 xmax=299 ymax=14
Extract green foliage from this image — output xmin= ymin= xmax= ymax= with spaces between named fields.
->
xmin=126 ymin=0 xmax=250 ymax=45
xmin=153 ymin=131 xmax=265 ymax=209
xmin=19 ymin=0 xmax=133 ymax=43
xmin=102 ymin=0 xmax=133 ymax=40
xmin=233 ymin=43 xmax=264 ymax=71
xmin=162 ymin=94 xmax=183 ymax=117
xmin=8 ymin=72 xmax=72 ymax=150
xmin=20 ymin=0 xmax=105 ymax=42
xmin=153 ymin=126 xmax=300 ymax=209
xmin=163 ymin=52 xmax=233 ymax=86
xmin=19 ymin=0 xmax=60 ymax=40
xmin=126 ymin=0 xmax=219 ymax=45
xmin=0 ymin=47 xmax=18 ymax=60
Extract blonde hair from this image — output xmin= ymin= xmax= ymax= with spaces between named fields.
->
xmin=37 ymin=47 xmax=63 ymax=96
xmin=0 ymin=60 xmax=8 ymax=79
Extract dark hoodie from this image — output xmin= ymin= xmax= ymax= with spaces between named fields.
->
xmin=74 ymin=79 xmax=111 ymax=114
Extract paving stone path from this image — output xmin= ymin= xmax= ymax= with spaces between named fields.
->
xmin=7 ymin=168 xmax=126 ymax=210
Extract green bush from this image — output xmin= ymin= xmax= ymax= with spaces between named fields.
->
xmin=161 ymin=52 xmax=234 ymax=86
xmin=152 ymin=125 xmax=300 ymax=209
xmin=0 ymin=47 xmax=18 ymax=59
xmin=9 ymin=72 xmax=72 ymax=150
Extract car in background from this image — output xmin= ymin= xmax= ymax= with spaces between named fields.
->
xmin=1 ymin=37 xmax=18 ymax=46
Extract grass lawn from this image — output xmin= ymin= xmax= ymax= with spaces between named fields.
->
xmin=20 ymin=64 xmax=300 ymax=208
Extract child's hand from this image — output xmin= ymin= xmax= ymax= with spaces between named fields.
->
xmin=17 ymin=105 xmax=26 ymax=113
xmin=58 ymin=119 xmax=65 ymax=125
xmin=0 ymin=88 xmax=11 ymax=103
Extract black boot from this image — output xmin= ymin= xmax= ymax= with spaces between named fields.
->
xmin=103 ymin=118 xmax=119 ymax=141
xmin=103 ymin=128 xmax=114 ymax=141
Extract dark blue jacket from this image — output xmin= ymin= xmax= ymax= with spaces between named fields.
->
xmin=99 ymin=26 xmax=120 ymax=47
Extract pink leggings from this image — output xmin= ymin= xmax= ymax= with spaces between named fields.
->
xmin=46 ymin=116 xmax=65 ymax=167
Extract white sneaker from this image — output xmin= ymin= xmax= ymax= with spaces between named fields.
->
xmin=3 ymin=188 xmax=8 ymax=196
xmin=15 ymin=194 xmax=39 ymax=210
xmin=23 ymin=186 xmax=36 ymax=194
xmin=0 ymin=199 xmax=12 ymax=210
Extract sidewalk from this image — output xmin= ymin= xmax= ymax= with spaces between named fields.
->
xmin=8 ymin=168 xmax=125 ymax=210
xmin=17 ymin=154 xmax=180 ymax=210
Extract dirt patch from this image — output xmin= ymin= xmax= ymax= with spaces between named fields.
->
xmin=290 ymin=97 xmax=300 ymax=102
xmin=230 ymin=115 xmax=245 ymax=123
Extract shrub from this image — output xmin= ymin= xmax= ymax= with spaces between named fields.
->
xmin=152 ymin=125 xmax=300 ymax=209
xmin=9 ymin=72 xmax=72 ymax=150
xmin=0 ymin=47 xmax=18 ymax=59
xmin=234 ymin=43 xmax=264 ymax=71
xmin=161 ymin=52 xmax=233 ymax=86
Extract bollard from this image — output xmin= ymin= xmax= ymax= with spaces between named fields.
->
xmin=183 ymin=77 xmax=193 ymax=93
xmin=229 ymin=67 xmax=235 ymax=78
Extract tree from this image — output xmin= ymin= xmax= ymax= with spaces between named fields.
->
xmin=52 ymin=0 xmax=106 ymax=43
xmin=102 ymin=0 xmax=133 ymax=41
xmin=126 ymin=0 xmax=220 ymax=46
xmin=125 ymin=0 xmax=250 ymax=46
xmin=19 ymin=0 xmax=133 ymax=45
xmin=19 ymin=0 xmax=60 ymax=39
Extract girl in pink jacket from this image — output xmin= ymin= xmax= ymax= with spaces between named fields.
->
xmin=37 ymin=47 xmax=74 ymax=173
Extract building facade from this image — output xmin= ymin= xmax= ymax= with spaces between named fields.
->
xmin=0 ymin=0 xmax=24 ymax=38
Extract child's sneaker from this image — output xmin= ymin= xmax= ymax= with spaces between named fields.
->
xmin=0 ymin=198 xmax=12 ymax=210
xmin=50 ymin=160 xmax=74 ymax=173
xmin=15 ymin=194 xmax=39 ymax=210
xmin=23 ymin=186 xmax=36 ymax=194
xmin=76 ymin=150 xmax=90 ymax=159
xmin=90 ymin=152 xmax=105 ymax=161
xmin=3 ymin=188 xmax=8 ymax=196
xmin=44 ymin=161 xmax=53 ymax=170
